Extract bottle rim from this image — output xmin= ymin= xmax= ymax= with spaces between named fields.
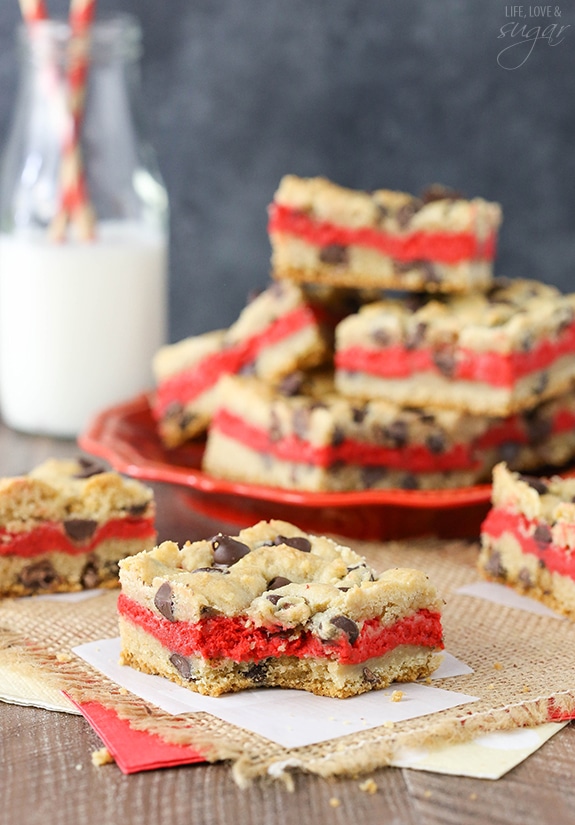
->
xmin=18 ymin=12 xmax=142 ymax=64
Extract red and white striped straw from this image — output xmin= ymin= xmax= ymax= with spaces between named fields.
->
xmin=52 ymin=0 xmax=97 ymax=241
xmin=18 ymin=0 xmax=97 ymax=242
xmin=18 ymin=0 xmax=48 ymax=25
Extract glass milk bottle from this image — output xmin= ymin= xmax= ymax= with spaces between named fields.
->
xmin=0 ymin=14 xmax=168 ymax=437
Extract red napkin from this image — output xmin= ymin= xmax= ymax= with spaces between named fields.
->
xmin=68 ymin=698 xmax=206 ymax=773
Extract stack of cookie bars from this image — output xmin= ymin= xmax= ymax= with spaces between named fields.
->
xmin=153 ymin=175 xmax=575 ymax=492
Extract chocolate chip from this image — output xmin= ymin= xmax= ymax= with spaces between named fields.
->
xmin=524 ymin=412 xmax=552 ymax=444
xmin=73 ymin=457 xmax=106 ymax=479
xmin=103 ymin=560 xmax=120 ymax=577
xmin=375 ymin=203 xmax=389 ymax=223
xmin=484 ymin=550 xmax=506 ymax=579
xmin=362 ymin=666 xmax=378 ymax=684
xmin=401 ymin=474 xmax=420 ymax=490
xmin=497 ymin=441 xmax=521 ymax=465
xmin=331 ymin=426 xmax=345 ymax=447
xmin=274 ymin=535 xmax=312 ymax=553
xmin=533 ymin=524 xmax=552 ymax=548
xmin=211 ymin=534 xmax=251 ymax=565
xmin=278 ymin=372 xmax=303 ymax=396
xmin=267 ymin=576 xmax=292 ymax=590
xmin=269 ymin=409 xmax=282 ymax=442
xmin=422 ymin=261 xmax=442 ymax=283
xmin=338 ymin=586 xmax=351 ymax=592
xmin=330 ymin=615 xmax=359 ymax=645
xmin=420 ymin=183 xmax=462 ymax=204
xmin=80 ymin=560 xmax=99 ymax=589
xmin=319 ymin=244 xmax=348 ymax=265
xmin=520 ymin=332 xmax=535 ymax=352
xmin=518 ymin=567 xmax=533 ymax=587
xmin=519 ymin=475 xmax=549 ymax=495
xmin=18 ymin=560 xmax=59 ymax=590
xmin=352 ymin=406 xmax=368 ymax=424
xmin=404 ymin=293 xmax=427 ymax=313
xmin=266 ymin=594 xmax=282 ymax=605
xmin=169 ymin=653 xmax=192 ymax=681
xmin=533 ymin=372 xmax=549 ymax=395
xmin=192 ymin=567 xmax=229 ymax=574
xmin=154 ymin=582 xmax=175 ymax=621
xmin=372 ymin=328 xmax=391 ymax=346
xmin=361 ymin=466 xmax=387 ymax=488
xmin=200 ymin=605 xmax=220 ymax=617
xmin=432 ymin=348 xmax=456 ymax=378
xmin=293 ymin=407 xmax=310 ymax=439
xmin=426 ymin=432 xmax=446 ymax=454
xmin=384 ymin=420 xmax=408 ymax=448
xmin=180 ymin=410 xmax=198 ymax=431
xmin=405 ymin=321 xmax=427 ymax=349
xmin=63 ymin=518 xmax=98 ymax=543
xmin=245 ymin=661 xmax=268 ymax=684
xmin=126 ymin=502 xmax=149 ymax=517
xmin=396 ymin=200 xmax=422 ymax=229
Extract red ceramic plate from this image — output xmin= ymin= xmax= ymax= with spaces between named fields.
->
xmin=79 ymin=393 xmax=494 ymax=541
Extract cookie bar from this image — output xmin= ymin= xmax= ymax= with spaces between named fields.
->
xmin=0 ymin=457 xmax=156 ymax=597
xmin=269 ymin=175 xmax=502 ymax=293
xmin=335 ymin=278 xmax=575 ymax=417
xmin=118 ymin=519 xmax=444 ymax=698
xmin=202 ymin=374 xmax=575 ymax=492
xmin=152 ymin=281 xmax=333 ymax=448
xmin=479 ymin=463 xmax=575 ymax=619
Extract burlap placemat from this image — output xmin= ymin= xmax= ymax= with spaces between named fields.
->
xmin=1 ymin=537 xmax=574 ymax=787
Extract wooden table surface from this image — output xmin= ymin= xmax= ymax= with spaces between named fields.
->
xmin=1 ymin=420 xmax=574 ymax=825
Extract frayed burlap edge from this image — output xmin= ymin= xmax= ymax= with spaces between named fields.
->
xmin=2 ymin=538 xmax=575 ymax=786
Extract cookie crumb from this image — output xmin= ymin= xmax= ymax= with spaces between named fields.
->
xmin=469 ymin=792 xmax=478 ymax=801
xmin=423 ymin=789 xmax=433 ymax=798
xmin=383 ymin=720 xmax=395 ymax=729
xmin=522 ymin=685 xmax=530 ymax=693
xmin=493 ymin=662 xmax=503 ymax=671
xmin=391 ymin=690 xmax=404 ymax=702
xmin=359 ymin=778 xmax=378 ymax=794
xmin=55 ymin=652 xmax=73 ymax=663
xmin=91 ymin=747 xmax=115 ymax=767
xmin=328 ymin=797 xmax=341 ymax=808
xmin=118 ymin=688 xmax=129 ymax=696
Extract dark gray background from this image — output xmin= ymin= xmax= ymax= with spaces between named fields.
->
xmin=0 ymin=0 xmax=573 ymax=342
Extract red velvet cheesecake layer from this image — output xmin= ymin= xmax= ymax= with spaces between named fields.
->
xmin=481 ymin=507 xmax=575 ymax=580
xmin=211 ymin=407 xmax=575 ymax=474
xmin=154 ymin=304 xmax=326 ymax=417
xmin=118 ymin=593 xmax=443 ymax=666
xmin=336 ymin=320 xmax=575 ymax=388
xmin=269 ymin=202 xmax=497 ymax=264
xmin=0 ymin=517 xmax=156 ymax=559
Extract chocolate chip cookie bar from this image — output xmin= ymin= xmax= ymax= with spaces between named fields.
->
xmin=479 ymin=463 xmax=575 ymax=619
xmin=118 ymin=519 xmax=444 ymax=698
xmin=335 ymin=278 xmax=575 ymax=417
xmin=152 ymin=281 xmax=333 ymax=448
xmin=0 ymin=458 xmax=156 ymax=597
xmin=202 ymin=374 xmax=575 ymax=492
xmin=269 ymin=175 xmax=502 ymax=293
